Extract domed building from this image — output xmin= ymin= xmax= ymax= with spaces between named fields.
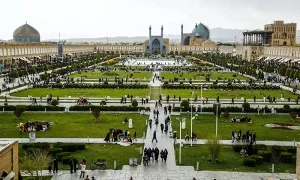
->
xmin=13 ymin=23 xmax=40 ymax=43
xmin=181 ymin=23 xmax=212 ymax=46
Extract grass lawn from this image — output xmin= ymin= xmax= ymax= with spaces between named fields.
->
xmin=161 ymin=72 xmax=248 ymax=80
xmin=172 ymin=114 xmax=300 ymax=141
xmin=0 ymin=113 xmax=147 ymax=138
xmin=58 ymin=144 xmax=142 ymax=170
xmin=68 ymin=71 xmax=152 ymax=79
xmin=175 ymin=145 xmax=295 ymax=173
xmin=11 ymin=88 xmax=150 ymax=98
xmin=162 ymin=89 xmax=296 ymax=99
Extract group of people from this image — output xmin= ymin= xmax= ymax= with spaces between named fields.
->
xmin=48 ymin=157 xmax=95 ymax=179
xmin=143 ymin=147 xmax=169 ymax=165
xmin=104 ymin=128 xmax=137 ymax=143
xmin=231 ymin=129 xmax=257 ymax=144
xmin=231 ymin=116 xmax=252 ymax=123
xmin=19 ymin=121 xmax=50 ymax=132
xmin=77 ymin=98 xmax=90 ymax=105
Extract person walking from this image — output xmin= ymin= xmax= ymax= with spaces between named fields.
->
xmin=73 ymin=158 xmax=78 ymax=173
xmin=53 ymin=156 xmax=58 ymax=173
xmin=152 ymin=130 xmax=158 ymax=143
xmin=160 ymin=149 xmax=165 ymax=162
xmin=164 ymin=149 xmax=168 ymax=162
xmin=80 ymin=162 xmax=86 ymax=178
xmin=154 ymin=147 xmax=159 ymax=161
xmin=160 ymin=123 xmax=164 ymax=133
xmin=70 ymin=158 xmax=74 ymax=174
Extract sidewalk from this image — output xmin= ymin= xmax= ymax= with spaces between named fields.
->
xmin=1 ymin=138 xmax=298 ymax=147
xmin=21 ymin=169 xmax=296 ymax=180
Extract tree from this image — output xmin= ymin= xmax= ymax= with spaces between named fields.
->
xmin=223 ymin=111 xmax=230 ymax=122
xmin=20 ymin=149 xmax=52 ymax=180
xmin=132 ymin=99 xmax=138 ymax=107
xmin=290 ymin=112 xmax=297 ymax=122
xmin=92 ymin=108 xmax=101 ymax=120
xmin=205 ymin=136 xmax=222 ymax=163
xmin=180 ymin=100 xmax=189 ymax=109
xmin=14 ymin=105 xmax=26 ymax=120
xmin=51 ymin=99 xmax=59 ymax=106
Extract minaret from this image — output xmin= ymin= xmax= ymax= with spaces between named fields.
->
xmin=161 ymin=25 xmax=164 ymax=38
xmin=194 ymin=23 xmax=198 ymax=35
xmin=181 ymin=24 xmax=183 ymax=45
xmin=149 ymin=25 xmax=152 ymax=39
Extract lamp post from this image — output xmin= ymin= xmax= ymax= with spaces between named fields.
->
xmin=176 ymin=117 xmax=182 ymax=165
xmin=191 ymin=91 xmax=194 ymax=146
xmin=200 ymin=85 xmax=203 ymax=99
xmin=215 ymin=103 xmax=220 ymax=138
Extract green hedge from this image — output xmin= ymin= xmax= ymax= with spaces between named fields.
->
xmin=56 ymin=152 xmax=71 ymax=161
xmin=33 ymin=83 xmax=149 ymax=89
xmin=280 ymin=152 xmax=292 ymax=163
xmin=162 ymin=84 xmax=280 ymax=90
xmin=250 ymin=155 xmax=263 ymax=165
xmin=287 ymin=147 xmax=297 ymax=154
xmin=253 ymin=144 xmax=267 ymax=155
xmin=0 ymin=105 xmax=65 ymax=111
xmin=69 ymin=105 xmax=145 ymax=112
xmin=243 ymin=158 xmax=256 ymax=167
xmin=62 ymin=156 xmax=73 ymax=165
xmin=272 ymin=146 xmax=284 ymax=158
xmin=291 ymin=156 xmax=296 ymax=164
xmin=232 ymin=145 xmax=243 ymax=152
xmin=48 ymin=148 xmax=63 ymax=155
xmin=53 ymin=143 xmax=86 ymax=152
xmin=257 ymin=150 xmax=272 ymax=162
xmin=22 ymin=143 xmax=50 ymax=151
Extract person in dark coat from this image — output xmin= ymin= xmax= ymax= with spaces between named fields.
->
xmin=160 ymin=150 xmax=165 ymax=162
xmin=104 ymin=132 xmax=110 ymax=142
xmin=152 ymin=130 xmax=158 ymax=143
xmin=53 ymin=156 xmax=58 ymax=173
xmin=73 ymin=158 xmax=78 ymax=173
xmin=164 ymin=149 xmax=168 ymax=162
xmin=160 ymin=123 xmax=164 ymax=133
xmin=154 ymin=147 xmax=159 ymax=161
xmin=70 ymin=158 xmax=74 ymax=173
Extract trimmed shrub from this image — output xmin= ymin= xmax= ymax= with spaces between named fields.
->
xmin=69 ymin=105 xmax=145 ymax=112
xmin=283 ymin=104 xmax=290 ymax=109
xmin=232 ymin=145 xmax=243 ymax=152
xmin=253 ymin=144 xmax=267 ymax=155
xmin=56 ymin=152 xmax=71 ymax=161
xmin=280 ymin=152 xmax=292 ymax=163
xmin=22 ymin=143 xmax=50 ymax=151
xmin=250 ymin=155 xmax=263 ymax=165
xmin=51 ymin=100 xmax=59 ymax=106
xmin=180 ymin=100 xmax=189 ymax=109
xmin=48 ymin=148 xmax=63 ymax=155
xmin=257 ymin=150 xmax=272 ymax=162
xmin=272 ymin=146 xmax=284 ymax=158
xmin=132 ymin=100 xmax=138 ymax=107
xmin=291 ymin=156 xmax=296 ymax=164
xmin=62 ymin=156 xmax=73 ymax=165
xmin=76 ymin=144 xmax=86 ymax=150
xmin=286 ymin=147 xmax=296 ymax=154
xmin=242 ymin=102 xmax=250 ymax=109
xmin=243 ymin=158 xmax=256 ymax=167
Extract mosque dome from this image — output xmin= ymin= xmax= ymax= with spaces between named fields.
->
xmin=192 ymin=23 xmax=210 ymax=40
xmin=13 ymin=23 xmax=40 ymax=42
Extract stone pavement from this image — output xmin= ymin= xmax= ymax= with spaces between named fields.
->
xmin=27 ymin=169 xmax=296 ymax=180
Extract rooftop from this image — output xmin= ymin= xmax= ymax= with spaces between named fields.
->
xmin=0 ymin=140 xmax=15 ymax=152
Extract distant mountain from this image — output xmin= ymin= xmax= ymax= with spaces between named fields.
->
xmin=45 ymin=28 xmax=300 ymax=43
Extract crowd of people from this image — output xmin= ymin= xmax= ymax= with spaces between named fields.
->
xmin=19 ymin=121 xmax=50 ymax=132
xmin=104 ymin=127 xmax=136 ymax=143
xmin=231 ymin=129 xmax=257 ymax=144
xmin=77 ymin=98 xmax=90 ymax=105
xmin=143 ymin=147 xmax=168 ymax=165
xmin=231 ymin=116 xmax=252 ymax=123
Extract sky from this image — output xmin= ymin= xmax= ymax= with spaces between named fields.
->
xmin=0 ymin=0 xmax=299 ymax=40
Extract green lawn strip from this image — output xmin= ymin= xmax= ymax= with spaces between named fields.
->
xmin=160 ymin=72 xmax=248 ymax=80
xmin=0 ymin=113 xmax=147 ymax=138
xmin=11 ymin=88 xmax=150 ymax=98
xmin=162 ymin=89 xmax=296 ymax=99
xmin=58 ymin=144 xmax=142 ymax=170
xmin=171 ymin=114 xmax=300 ymax=141
xmin=68 ymin=71 xmax=152 ymax=79
xmin=174 ymin=145 xmax=295 ymax=173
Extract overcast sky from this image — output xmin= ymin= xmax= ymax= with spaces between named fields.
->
xmin=0 ymin=0 xmax=299 ymax=40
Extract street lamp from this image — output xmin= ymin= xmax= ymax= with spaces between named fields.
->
xmin=200 ymin=85 xmax=203 ymax=99
xmin=190 ymin=91 xmax=194 ymax=146
xmin=215 ymin=103 xmax=221 ymax=138
xmin=176 ymin=117 xmax=183 ymax=165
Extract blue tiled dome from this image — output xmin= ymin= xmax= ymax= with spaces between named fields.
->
xmin=13 ymin=23 xmax=40 ymax=42
xmin=192 ymin=23 xmax=210 ymax=40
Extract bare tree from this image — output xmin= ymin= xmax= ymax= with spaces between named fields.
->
xmin=205 ymin=136 xmax=222 ymax=163
xmin=223 ymin=111 xmax=230 ymax=122
xmin=20 ymin=149 xmax=52 ymax=180
xmin=92 ymin=108 xmax=101 ymax=120
xmin=290 ymin=112 xmax=297 ymax=122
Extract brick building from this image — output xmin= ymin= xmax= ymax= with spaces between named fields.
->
xmin=0 ymin=141 xmax=19 ymax=180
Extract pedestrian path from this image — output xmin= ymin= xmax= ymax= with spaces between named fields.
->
xmin=2 ymin=138 xmax=298 ymax=147
xmin=22 ymin=169 xmax=296 ymax=180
